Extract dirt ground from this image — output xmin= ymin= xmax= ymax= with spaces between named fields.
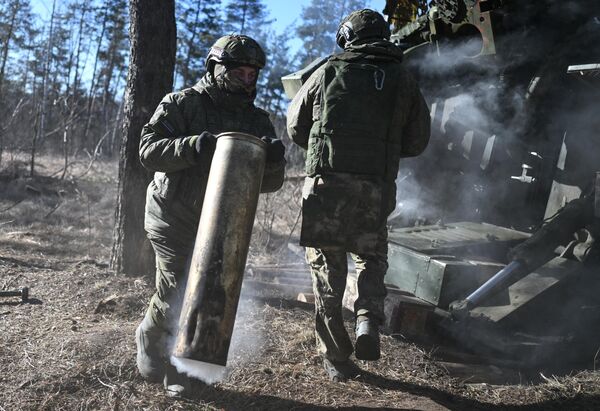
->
xmin=2 ymin=155 xmax=600 ymax=410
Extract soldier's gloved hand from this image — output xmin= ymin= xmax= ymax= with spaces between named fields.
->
xmin=261 ymin=136 xmax=285 ymax=163
xmin=195 ymin=131 xmax=217 ymax=156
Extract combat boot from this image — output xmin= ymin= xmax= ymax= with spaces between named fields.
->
xmin=354 ymin=315 xmax=381 ymax=361
xmin=135 ymin=311 xmax=166 ymax=382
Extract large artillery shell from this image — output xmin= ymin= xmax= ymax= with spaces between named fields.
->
xmin=173 ymin=132 xmax=266 ymax=366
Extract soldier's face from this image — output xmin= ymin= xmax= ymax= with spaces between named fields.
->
xmin=228 ymin=66 xmax=258 ymax=86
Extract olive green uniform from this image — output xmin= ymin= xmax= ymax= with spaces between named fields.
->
xmin=139 ymin=73 xmax=285 ymax=348
xmin=287 ymin=40 xmax=430 ymax=362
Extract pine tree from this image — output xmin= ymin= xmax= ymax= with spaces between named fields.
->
xmin=111 ymin=0 xmax=176 ymax=276
xmin=175 ymin=0 xmax=222 ymax=88
xmin=96 ymin=0 xmax=128 ymax=152
xmin=223 ymin=0 xmax=272 ymax=43
xmin=0 ymin=0 xmax=36 ymax=102
xmin=256 ymin=29 xmax=293 ymax=116
xmin=295 ymin=0 xmax=369 ymax=67
xmin=0 ymin=0 xmax=38 ymax=167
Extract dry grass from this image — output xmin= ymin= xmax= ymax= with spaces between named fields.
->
xmin=2 ymin=153 xmax=600 ymax=410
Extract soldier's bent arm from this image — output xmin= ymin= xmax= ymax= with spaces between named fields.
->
xmin=399 ymin=80 xmax=431 ymax=158
xmin=286 ymin=68 xmax=323 ymax=150
xmin=139 ymin=93 xmax=207 ymax=173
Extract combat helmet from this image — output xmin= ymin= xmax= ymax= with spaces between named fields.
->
xmin=336 ymin=9 xmax=391 ymax=48
xmin=205 ymin=34 xmax=266 ymax=72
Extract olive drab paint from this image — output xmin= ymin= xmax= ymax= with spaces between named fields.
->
xmin=305 ymin=53 xmax=402 ymax=178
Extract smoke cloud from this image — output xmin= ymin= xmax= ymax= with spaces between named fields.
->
xmin=387 ymin=1 xmax=600 ymax=370
xmin=389 ymin=4 xmax=600 ymax=228
xmin=164 ymin=278 xmax=267 ymax=385
xmin=170 ymin=356 xmax=229 ymax=385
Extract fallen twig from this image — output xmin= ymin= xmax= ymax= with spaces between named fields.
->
xmin=75 ymin=131 xmax=111 ymax=179
xmin=44 ymin=201 xmax=63 ymax=218
xmin=0 ymin=199 xmax=24 ymax=213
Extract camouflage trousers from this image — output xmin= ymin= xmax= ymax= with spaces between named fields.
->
xmin=305 ymin=225 xmax=388 ymax=362
xmin=140 ymin=229 xmax=195 ymax=359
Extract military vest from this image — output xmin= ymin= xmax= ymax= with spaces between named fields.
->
xmin=306 ymin=52 xmax=402 ymax=178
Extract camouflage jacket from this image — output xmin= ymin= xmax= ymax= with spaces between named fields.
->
xmin=286 ymin=41 xmax=430 ymax=253
xmin=140 ymin=74 xmax=285 ymax=239
xmin=286 ymin=40 xmax=430 ymax=178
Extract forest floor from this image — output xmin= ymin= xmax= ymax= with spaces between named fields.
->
xmin=2 ymin=154 xmax=600 ymax=411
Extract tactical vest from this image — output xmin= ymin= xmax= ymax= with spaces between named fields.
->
xmin=306 ymin=52 xmax=402 ymax=178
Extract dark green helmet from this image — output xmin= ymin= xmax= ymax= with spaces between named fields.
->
xmin=336 ymin=9 xmax=391 ymax=49
xmin=205 ymin=34 xmax=266 ymax=72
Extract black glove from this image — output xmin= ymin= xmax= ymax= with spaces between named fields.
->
xmin=261 ymin=136 xmax=285 ymax=163
xmin=195 ymin=131 xmax=217 ymax=156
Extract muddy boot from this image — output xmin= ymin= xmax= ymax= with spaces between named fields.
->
xmin=322 ymin=358 xmax=360 ymax=382
xmin=354 ymin=315 xmax=380 ymax=361
xmin=164 ymin=363 xmax=192 ymax=398
xmin=135 ymin=311 xmax=166 ymax=382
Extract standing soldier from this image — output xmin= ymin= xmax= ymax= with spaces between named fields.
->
xmin=135 ymin=34 xmax=286 ymax=397
xmin=287 ymin=9 xmax=430 ymax=382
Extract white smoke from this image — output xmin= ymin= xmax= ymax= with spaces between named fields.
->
xmin=164 ymin=281 xmax=266 ymax=385
xmin=170 ymin=356 xmax=229 ymax=385
xmin=387 ymin=24 xmax=540 ymax=226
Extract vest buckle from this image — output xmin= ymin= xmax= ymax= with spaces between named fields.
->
xmin=374 ymin=69 xmax=386 ymax=91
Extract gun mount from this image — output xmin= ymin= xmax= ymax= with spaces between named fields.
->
xmin=378 ymin=0 xmax=600 ymax=373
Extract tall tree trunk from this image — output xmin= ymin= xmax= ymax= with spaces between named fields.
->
xmin=110 ymin=0 xmax=176 ymax=276
xmin=0 ymin=0 xmax=18 ymax=101
xmin=72 ymin=4 xmax=88 ymax=97
xmin=33 ymin=0 xmax=57 ymax=177
xmin=182 ymin=0 xmax=202 ymax=86
xmin=82 ymin=4 xmax=109 ymax=152
xmin=240 ymin=0 xmax=248 ymax=33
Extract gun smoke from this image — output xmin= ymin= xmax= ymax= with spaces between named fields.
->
xmin=166 ymin=277 xmax=267 ymax=385
xmin=392 ymin=3 xmax=600 ymax=229
xmin=170 ymin=356 xmax=229 ymax=385
xmin=389 ymin=0 xmax=600 ymax=371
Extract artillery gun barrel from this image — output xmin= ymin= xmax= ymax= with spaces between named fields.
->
xmin=465 ymin=260 xmax=525 ymax=308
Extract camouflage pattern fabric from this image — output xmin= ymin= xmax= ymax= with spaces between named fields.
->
xmin=145 ymin=232 xmax=191 ymax=338
xmin=287 ymin=41 xmax=430 ymax=162
xmin=300 ymin=173 xmax=393 ymax=255
xmin=139 ymin=71 xmax=285 ymax=350
xmin=287 ymin=39 xmax=430 ymax=362
xmin=306 ymin=224 xmax=388 ymax=362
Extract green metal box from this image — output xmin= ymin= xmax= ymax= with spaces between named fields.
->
xmin=385 ymin=222 xmax=530 ymax=308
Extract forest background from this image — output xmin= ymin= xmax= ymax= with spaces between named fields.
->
xmin=0 ymin=0 xmax=385 ymax=174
